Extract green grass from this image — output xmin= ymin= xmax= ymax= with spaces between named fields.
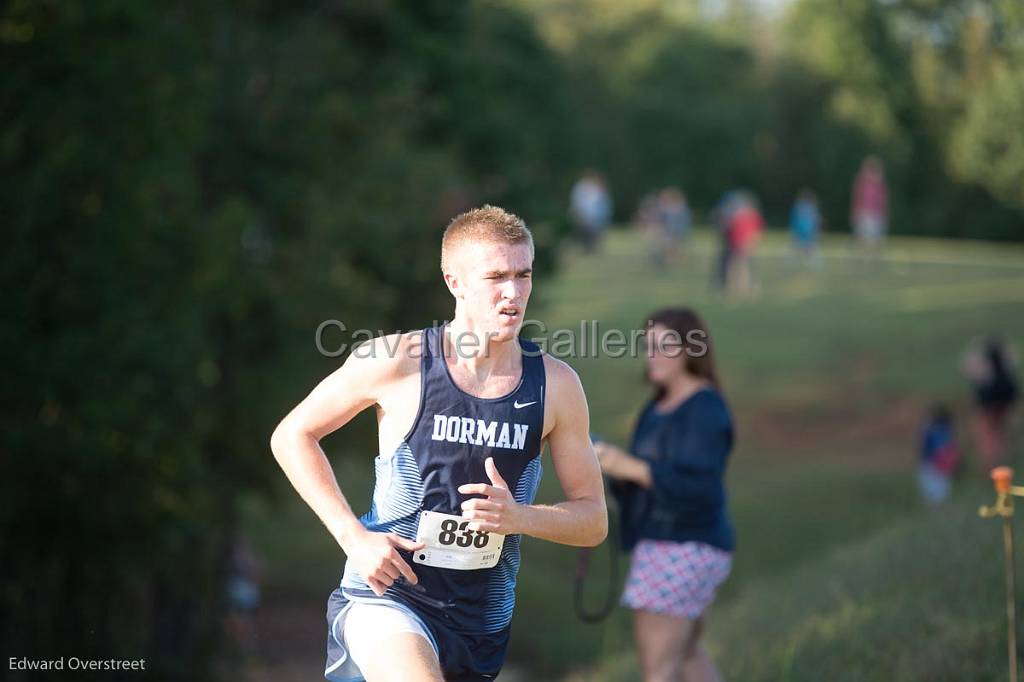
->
xmin=574 ymin=481 xmax=1017 ymax=682
xmin=245 ymin=227 xmax=1024 ymax=680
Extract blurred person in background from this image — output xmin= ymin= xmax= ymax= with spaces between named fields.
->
xmin=570 ymin=170 xmax=613 ymax=252
xmin=917 ymin=405 xmax=960 ymax=506
xmin=595 ymin=308 xmax=734 ymax=682
xmin=850 ymin=156 xmax=888 ymax=257
xmin=634 ymin=191 xmax=661 ymax=232
xmin=650 ymin=187 xmax=692 ymax=268
xmin=710 ymin=190 xmax=740 ymax=292
xmin=727 ymin=192 xmax=764 ymax=297
xmin=224 ymin=532 xmax=262 ymax=657
xmin=962 ymin=337 xmax=1020 ymax=471
xmin=789 ymin=188 xmax=823 ymax=270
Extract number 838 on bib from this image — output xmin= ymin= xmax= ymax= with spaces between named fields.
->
xmin=413 ymin=510 xmax=506 ymax=570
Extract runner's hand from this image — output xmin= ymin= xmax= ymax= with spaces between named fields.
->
xmin=458 ymin=457 xmax=524 ymax=535
xmin=344 ymin=530 xmax=425 ymax=596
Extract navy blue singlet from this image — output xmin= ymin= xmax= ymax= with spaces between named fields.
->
xmin=329 ymin=325 xmax=546 ymax=680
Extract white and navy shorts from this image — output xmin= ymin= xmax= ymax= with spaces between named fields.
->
xmin=325 ymin=588 xmax=439 ymax=682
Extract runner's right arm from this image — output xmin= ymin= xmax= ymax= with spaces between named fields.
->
xmin=270 ymin=336 xmax=424 ymax=595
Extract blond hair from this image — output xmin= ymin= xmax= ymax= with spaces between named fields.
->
xmin=441 ymin=205 xmax=534 ymax=274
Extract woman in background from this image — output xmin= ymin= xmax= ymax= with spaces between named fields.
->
xmin=595 ymin=308 xmax=734 ymax=682
xmin=962 ymin=337 xmax=1019 ymax=470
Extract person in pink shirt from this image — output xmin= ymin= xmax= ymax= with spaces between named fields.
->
xmin=850 ymin=156 xmax=888 ymax=255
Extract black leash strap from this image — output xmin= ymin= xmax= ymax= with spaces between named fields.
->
xmin=573 ymin=515 xmax=620 ymax=623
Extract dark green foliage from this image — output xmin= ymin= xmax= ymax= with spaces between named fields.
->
xmin=1 ymin=1 xmax=576 ymax=677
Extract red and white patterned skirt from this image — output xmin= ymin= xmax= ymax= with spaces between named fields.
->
xmin=621 ymin=539 xmax=732 ymax=620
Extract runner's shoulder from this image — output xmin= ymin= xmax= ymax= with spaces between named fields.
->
xmin=540 ymin=353 xmax=585 ymax=397
xmin=538 ymin=354 xmax=588 ymax=433
xmin=346 ymin=331 xmax=424 ymax=381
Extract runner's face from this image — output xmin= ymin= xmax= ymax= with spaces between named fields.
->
xmin=645 ymin=323 xmax=686 ymax=386
xmin=450 ymin=241 xmax=533 ymax=343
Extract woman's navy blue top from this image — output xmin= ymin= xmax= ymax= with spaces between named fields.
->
xmin=611 ymin=387 xmax=735 ymax=553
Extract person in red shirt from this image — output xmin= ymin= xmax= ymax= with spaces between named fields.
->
xmin=727 ymin=193 xmax=764 ymax=296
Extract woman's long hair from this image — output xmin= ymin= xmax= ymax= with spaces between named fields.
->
xmin=646 ymin=307 xmax=721 ymax=401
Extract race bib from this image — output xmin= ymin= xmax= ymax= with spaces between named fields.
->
xmin=412 ymin=511 xmax=504 ymax=570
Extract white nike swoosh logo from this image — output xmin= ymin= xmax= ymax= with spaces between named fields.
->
xmin=513 ymin=400 xmax=537 ymax=409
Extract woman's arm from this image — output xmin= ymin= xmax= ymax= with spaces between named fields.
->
xmin=595 ymin=442 xmax=652 ymax=488
xmin=599 ymin=397 xmax=731 ymax=507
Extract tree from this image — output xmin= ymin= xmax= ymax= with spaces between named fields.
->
xmin=1 ymin=1 xmax=576 ymax=677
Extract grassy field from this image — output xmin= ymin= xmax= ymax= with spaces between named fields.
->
xmin=244 ymin=227 xmax=1024 ymax=681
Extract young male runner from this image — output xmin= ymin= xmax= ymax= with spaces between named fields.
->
xmin=271 ymin=205 xmax=608 ymax=681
